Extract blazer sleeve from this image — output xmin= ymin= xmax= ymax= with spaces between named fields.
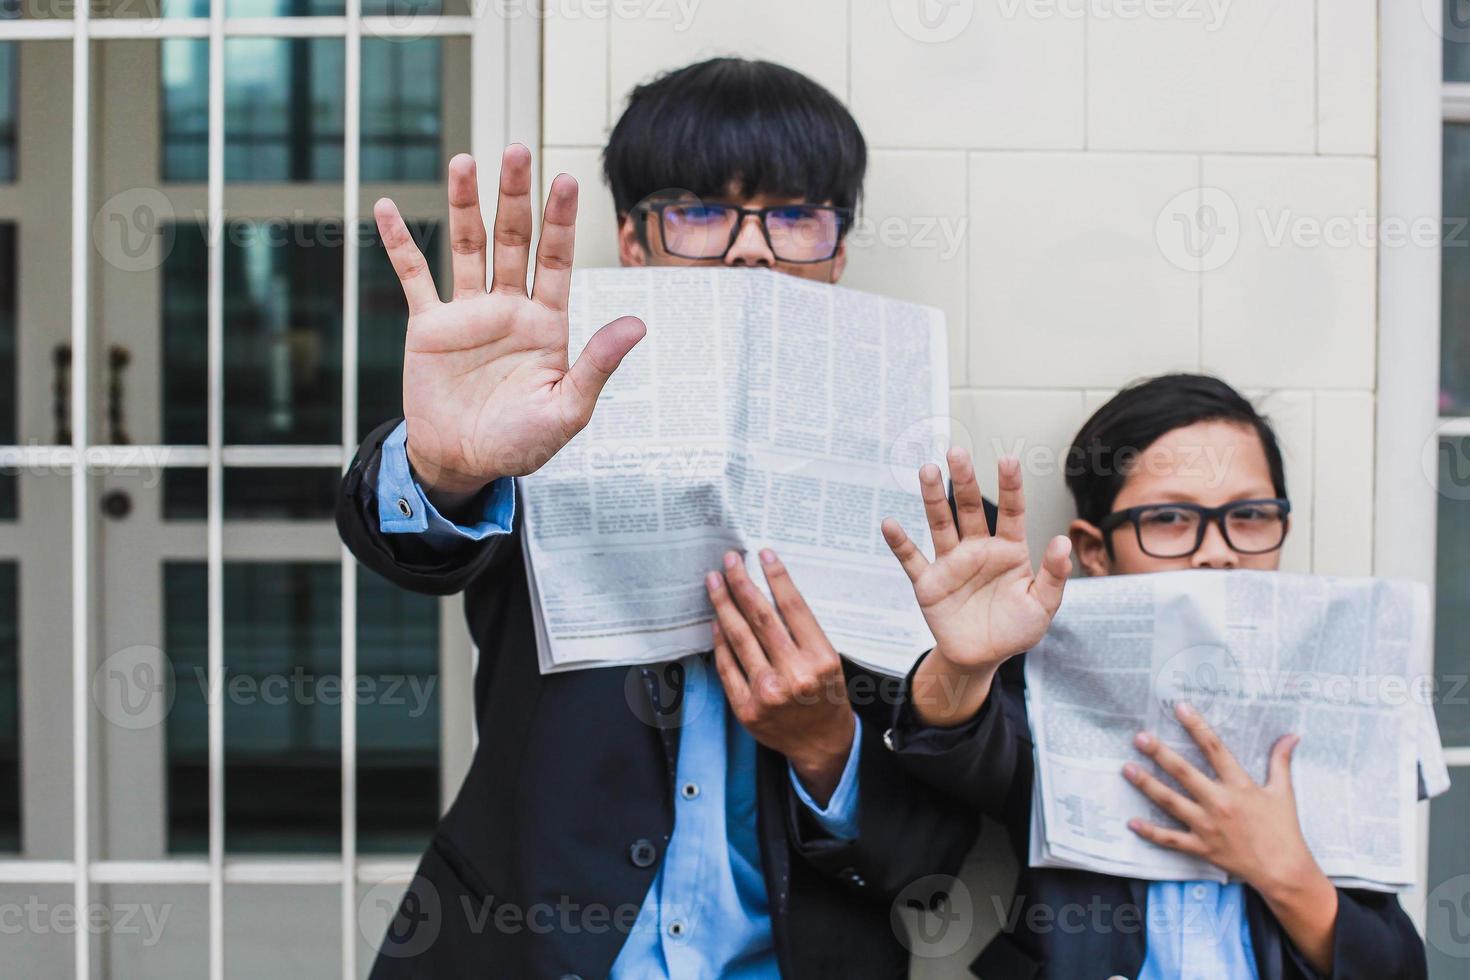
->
xmin=1280 ymin=887 xmax=1427 ymax=980
xmin=780 ymin=663 xmax=983 ymax=903
xmin=336 ymin=417 xmax=518 ymax=596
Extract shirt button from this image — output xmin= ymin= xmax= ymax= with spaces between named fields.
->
xmin=667 ymin=920 xmax=687 ymax=939
xmin=629 ymin=838 xmax=658 ymax=868
xmin=395 ymin=497 xmax=413 ymax=518
xmin=883 ymin=728 xmax=896 ymax=751
xmin=1191 ymin=884 xmax=1208 ymax=900
xmin=680 ymin=781 xmax=700 ymax=800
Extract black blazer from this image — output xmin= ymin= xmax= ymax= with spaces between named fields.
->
xmin=888 ymin=656 xmax=1428 ymax=980
xmin=339 ymin=417 xmax=985 ymax=979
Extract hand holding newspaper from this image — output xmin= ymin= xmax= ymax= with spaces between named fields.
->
xmin=520 ymin=267 xmax=950 ymax=676
xmin=1024 ymin=570 xmax=1448 ymax=893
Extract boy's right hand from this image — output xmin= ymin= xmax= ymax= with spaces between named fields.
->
xmin=375 ymin=146 xmax=646 ymax=512
xmin=883 ymin=449 xmax=1073 ymax=727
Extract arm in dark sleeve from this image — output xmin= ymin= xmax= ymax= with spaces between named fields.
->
xmin=1280 ymin=888 xmax=1426 ymax=980
xmin=335 ymin=417 xmax=517 ymax=596
xmin=781 ymin=664 xmax=982 ymax=903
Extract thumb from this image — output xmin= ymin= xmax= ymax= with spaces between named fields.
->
xmin=1267 ymin=733 xmax=1299 ymax=791
xmin=561 ymin=315 xmax=646 ymax=427
xmin=1028 ymin=535 xmax=1073 ymax=617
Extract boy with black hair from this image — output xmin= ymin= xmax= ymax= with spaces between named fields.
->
xmin=339 ymin=58 xmax=985 ymax=978
xmin=881 ymin=373 xmax=1426 ymax=979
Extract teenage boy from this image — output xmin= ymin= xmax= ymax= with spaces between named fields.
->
xmin=882 ymin=374 xmax=1426 ymax=979
xmin=339 ymin=58 xmax=985 ymax=978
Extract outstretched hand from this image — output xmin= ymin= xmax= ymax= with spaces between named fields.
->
xmin=886 ymin=449 xmax=1072 ymax=726
xmin=376 ymin=146 xmax=646 ymax=510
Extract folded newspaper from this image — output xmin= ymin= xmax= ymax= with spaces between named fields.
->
xmin=521 ymin=267 xmax=948 ymax=676
xmin=1024 ymin=570 xmax=1449 ymax=893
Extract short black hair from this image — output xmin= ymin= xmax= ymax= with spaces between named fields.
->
xmin=602 ymin=58 xmax=867 ymax=220
xmin=1064 ymin=373 xmax=1288 ymax=526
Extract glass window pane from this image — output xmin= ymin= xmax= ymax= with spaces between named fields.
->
xmin=166 ymin=562 xmax=343 ymax=854
xmin=1427 ymin=771 xmax=1470 ymax=976
xmin=0 ymin=563 xmax=16 ymax=853
xmin=359 ymin=220 xmax=439 ymax=436
xmin=362 ymin=38 xmax=441 ymax=182
xmin=357 ymin=566 xmax=439 ymax=854
xmin=1437 ymin=437 xmax=1470 ymax=749
xmin=163 ymin=468 xmax=339 ymax=521
xmin=161 ymin=220 xmax=344 ymax=446
xmin=1448 ymin=0 xmax=1470 ymax=83
xmin=160 ymin=39 xmax=208 ymax=182
xmin=1444 ymin=124 xmax=1470 ymax=415
xmin=0 ymin=40 xmax=14 ymax=182
xmin=0 ymin=223 xmax=14 ymax=520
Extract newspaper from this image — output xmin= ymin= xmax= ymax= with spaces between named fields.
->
xmin=1023 ymin=570 xmax=1445 ymax=893
xmin=520 ymin=267 xmax=949 ymax=676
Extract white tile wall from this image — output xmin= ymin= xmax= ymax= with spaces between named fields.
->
xmin=539 ymin=0 xmax=1383 ymax=586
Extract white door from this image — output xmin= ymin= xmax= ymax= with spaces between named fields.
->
xmin=0 ymin=2 xmax=536 ymax=976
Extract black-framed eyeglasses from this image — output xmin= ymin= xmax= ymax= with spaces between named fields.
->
xmin=632 ymin=200 xmax=854 ymax=264
xmin=1099 ymin=498 xmax=1291 ymax=559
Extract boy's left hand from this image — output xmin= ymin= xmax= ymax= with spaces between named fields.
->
xmin=1123 ymin=702 xmax=1325 ymax=897
xmin=706 ymin=549 xmax=856 ymax=808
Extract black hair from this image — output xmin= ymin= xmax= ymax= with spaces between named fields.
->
xmin=602 ymin=58 xmax=867 ymax=220
xmin=1064 ymin=373 xmax=1288 ymax=526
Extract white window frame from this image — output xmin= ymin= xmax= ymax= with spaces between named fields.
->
xmin=0 ymin=4 xmax=540 ymax=978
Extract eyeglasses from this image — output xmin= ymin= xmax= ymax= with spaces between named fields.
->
xmin=633 ymin=200 xmax=853 ymax=264
xmin=1099 ymin=498 xmax=1291 ymax=559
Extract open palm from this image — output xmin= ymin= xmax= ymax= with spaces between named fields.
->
xmin=377 ymin=146 xmax=645 ymax=503
xmin=883 ymin=450 xmax=1073 ymax=673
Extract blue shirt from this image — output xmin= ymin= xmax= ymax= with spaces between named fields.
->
xmin=1140 ymin=880 xmax=1258 ymax=980
xmin=375 ymin=421 xmax=862 ymax=978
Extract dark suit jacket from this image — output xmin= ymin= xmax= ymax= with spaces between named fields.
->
xmin=339 ymin=417 xmax=986 ymax=979
xmin=888 ymin=656 xmax=1428 ymax=980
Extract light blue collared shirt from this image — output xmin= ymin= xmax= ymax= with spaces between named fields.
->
xmin=375 ymin=421 xmax=862 ymax=977
xmin=1139 ymin=880 xmax=1258 ymax=980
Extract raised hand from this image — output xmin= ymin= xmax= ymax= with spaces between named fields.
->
xmin=376 ymin=146 xmax=646 ymax=510
xmin=884 ymin=449 xmax=1072 ymax=726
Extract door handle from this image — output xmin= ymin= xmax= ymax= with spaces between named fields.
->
xmin=52 ymin=342 xmax=71 ymax=445
xmin=108 ymin=345 xmax=131 ymax=445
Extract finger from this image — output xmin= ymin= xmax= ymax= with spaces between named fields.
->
xmin=757 ymin=549 xmax=827 ymax=651
xmin=711 ymin=622 xmax=752 ymax=713
xmin=374 ymin=198 xmax=439 ymax=315
xmin=1175 ymin=702 xmax=1252 ymax=785
xmin=1123 ymin=762 xmax=1207 ymax=828
xmin=721 ymin=551 xmax=799 ymax=666
xmin=446 ymin=153 xmax=489 ymax=298
xmin=1134 ymin=731 xmax=1219 ymax=803
xmin=531 ymin=173 xmax=578 ymax=313
xmin=881 ymin=518 xmax=929 ymax=583
xmin=560 ymin=316 xmax=647 ymax=429
xmin=706 ymin=568 xmax=771 ymax=680
xmin=490 ymin=144 xmax=534 ymax=296
xmin=1127 ymin=819 xmax=1206 ymax=857
xmin=948 ymin=448 xmax=991 ymax=540
xmin=1028 ymin=535 xmax=1073 ymax=617
xmin=993 ymin=456 xmax=1027 ymax=543
xmin=1266 ymin=733 xmax=1300 ymax=791
xmin=920 ymin=463 xmax=959 ymax=556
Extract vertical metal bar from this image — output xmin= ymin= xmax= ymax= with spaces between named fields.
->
xmin=207 ymin=0 xmax=228 ymax=976
xmin=341 ymin=0 xmax=362 ymax=975
xmin=69 ymin=0 xmax=92 ymax=974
